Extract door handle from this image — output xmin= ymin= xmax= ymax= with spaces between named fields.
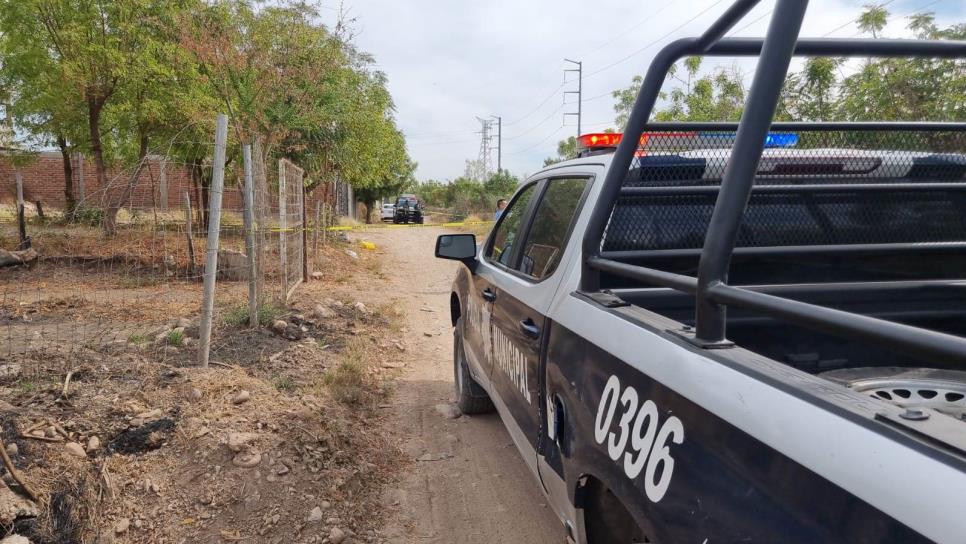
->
xmin=481 ymin=288 xmax=497 ymax=302
xmin=519 ymin=318 xmax=541 ymax=339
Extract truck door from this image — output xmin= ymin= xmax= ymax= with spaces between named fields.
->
xmin=461 ymin=183 xmax=539 ymax=385
xmin=483 ymin=177 xmax=591 ymax=473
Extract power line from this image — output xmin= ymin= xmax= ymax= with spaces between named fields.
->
xmin=573 ymin=0 xmax=682 ymax=59
xmin=504 ymin=103 xmax=565 ymax=140
xmin=583 ymin=0 xmax=728 ymax=80
xmin=503 ymin=82 xmax=566 ymax=126
xmin=508 ymin=124 xmax=566 ymax=156
xmin=821 ymin=0 xmax=898 ymax=37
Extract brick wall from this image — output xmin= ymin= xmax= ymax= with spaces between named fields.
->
xmin=0 ymin=152 xmax=245 ymax=212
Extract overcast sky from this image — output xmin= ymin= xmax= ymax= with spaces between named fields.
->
xmin=322 ymin=0 xmax=965 ymax=181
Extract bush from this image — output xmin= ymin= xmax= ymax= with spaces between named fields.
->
xmin=67 ymin=205 xmax=104 ymax=227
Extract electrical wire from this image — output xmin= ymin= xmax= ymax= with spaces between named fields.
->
xmin=508 ymin=124 xmax=567 ymax=156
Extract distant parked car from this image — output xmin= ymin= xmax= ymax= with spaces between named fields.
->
xmin=380 ymin=202 xmax=395 ymax=221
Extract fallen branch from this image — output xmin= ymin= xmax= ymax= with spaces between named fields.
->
xmin=0 ymin=436 xmax=39 ymax=502
xmin=19 ymin=434 xmax=63 ymax=443
xmin=59 ymin=371 xmax=74 ymax=400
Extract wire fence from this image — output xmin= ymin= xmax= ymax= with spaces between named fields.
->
xmin=0 ymin=121 xmax=339 ymax=377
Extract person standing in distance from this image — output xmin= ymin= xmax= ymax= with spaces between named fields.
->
xmin=494 ymin=199 xmax=508 ymax=221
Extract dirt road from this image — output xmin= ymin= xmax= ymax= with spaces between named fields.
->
xmin=357 ymin=226 xmax=562 ymax=544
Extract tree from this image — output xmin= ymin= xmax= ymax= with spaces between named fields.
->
xmin=857 ymin=4 xmax=889 ymax=39
xmin=543 ymin=136 xmax=578 ymax=166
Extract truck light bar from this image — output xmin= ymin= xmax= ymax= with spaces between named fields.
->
xmin=577 ymin=131 xmax=799 ymax=154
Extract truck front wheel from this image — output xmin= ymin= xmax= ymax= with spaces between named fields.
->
xmin=453 ymin=318 xmax=494 ymax=414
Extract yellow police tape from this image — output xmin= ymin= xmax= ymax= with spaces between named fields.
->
xmin=268 ymin=220 xmax=494 ymax=233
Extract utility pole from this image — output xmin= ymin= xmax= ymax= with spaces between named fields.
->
xmin=564 ymin=59 xmax=583 ymax=138
xmin=491 ymin=116 xmax=502 ymax=172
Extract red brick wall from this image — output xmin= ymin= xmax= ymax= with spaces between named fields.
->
xmin=0 ymin=152 xmax=245 ymax=212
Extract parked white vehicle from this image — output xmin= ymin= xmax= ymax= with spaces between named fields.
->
xmin=380 ymin=202 xmax=395 ymax=221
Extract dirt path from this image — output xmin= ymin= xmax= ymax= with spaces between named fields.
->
xmin=355 ymin=226 xmax=562 ymax=544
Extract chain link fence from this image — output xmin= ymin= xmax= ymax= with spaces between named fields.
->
xmin=0 ymin=128 xmax=325 ymax=375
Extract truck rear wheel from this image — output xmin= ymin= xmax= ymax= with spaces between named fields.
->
xmin=454 ymin=318 xmax=494 ymax=414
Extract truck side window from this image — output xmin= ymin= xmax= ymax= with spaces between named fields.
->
xmin=488 ymin=184 xmax=536 ymax=267
xmin=519 ymin=178 xmax=589 ymax=280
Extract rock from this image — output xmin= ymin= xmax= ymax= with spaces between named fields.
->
xmin=0 ymin=483 xmax=38 ymax=525
xmin=232 ymin=390 xmax=251 ymax=405
xmin=329 ymin=527 xmax=347 ymax=544
xmin=310 ymin=271 xmax=323 ymax=280
xmin=344 ymin=249 xmax=359 ymax=259
xmin=187 ymin=387 xmax=203 ymax=401
xmin=226 ymin=432 xmax=258 ymax=452
xmin=305 ymin=506 xmax=324 ymax=523
xmin=320 ymin=500 xmax=331 ymax=510
xmin=0 ymin=535 xmax=32 ymax=544
xmin=275 ymin=464 xmax=289 ymax=476
xmin=353 ymin=302 xmax=367 ymax=313
xmin=423 ymin=332 xmax=433 ymax=337
xmin=232 ymin=450 xmax=262 ymax=468
xmin=64 ymin=442 xmax=87 ymax=458
xmin=5 ymin=442 xmax=17 ymax=456
xmin=272 ymin=320 xmax=288 ymax=333
xmin=0 ymin=248 xmax=38 ymax=268
xmin=0 ymin=399 xmax=17 ymax=413
xmin=434 ymin=403 xmax=462 ymax=420
xmin=214 ymin=249 xmax=251 ymax=281
xmin=114 ymin=518 xmax=130 ymax=534
xmin=87 ymin=436 xmax=101 ymax=453
xmin=312 ymin=304 xmax=336 ymax=320
xmin=176 ymin=317 xmax=192 ymax=329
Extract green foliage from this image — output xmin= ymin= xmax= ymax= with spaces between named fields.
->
xmin=166 ymin=329 xmax=184 ymax=346
xmin=222 ymin=302 xmax=285 ymax=328
xmin=543 ymin=137 xmax=578 ymax=167
xmin=416 ymin=170 xmax=520 ymax=218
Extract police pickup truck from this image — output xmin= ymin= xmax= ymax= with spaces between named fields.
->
xmin=433 ymin=2 xmax=966 ymax=542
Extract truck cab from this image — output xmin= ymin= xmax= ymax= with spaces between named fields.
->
xmin=434 ymin=2 xmax=966 ymax=542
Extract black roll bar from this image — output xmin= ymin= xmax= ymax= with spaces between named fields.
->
xmin=580 ymin=0 xmax=966 ymax=362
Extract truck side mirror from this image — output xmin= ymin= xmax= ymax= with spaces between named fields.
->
xmin=435 ymin=234 xmax=477 ymax=268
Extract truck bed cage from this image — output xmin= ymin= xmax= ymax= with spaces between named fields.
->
xmin=580 ymin=0 xmax=966 ymax=364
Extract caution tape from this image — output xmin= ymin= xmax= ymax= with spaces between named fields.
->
xmin=268 ymin=220 xmax=494 ymax=233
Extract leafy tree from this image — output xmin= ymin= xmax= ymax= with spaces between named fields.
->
xmin=857 ymin=3 xmax=889 ymax=38
xmin=543 ymin=136 xmax=578 ymax=166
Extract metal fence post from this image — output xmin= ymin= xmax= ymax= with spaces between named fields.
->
xmin=242 ymin=144 xmax=258 ymax=328
xmin=313 ymin=200 xmax=321 ymax=267
xmin=278 ymin=160 xmax=287 ymax=303
xmin=301 ymin=181 xmax=308 ymax=283
xmin=198 ymin=114 xmax=229 ymax=368
xmin=184 ymin=191 xmax=195 ymax=273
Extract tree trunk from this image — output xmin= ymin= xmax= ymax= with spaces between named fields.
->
xmin=88 ymin=97 xmax=108 ymax=215
xmin=364 ymin=200 xmax=374 ymax=224
xmin=57 ymin=135 xmax=76 ymax=215
xmin=102 ymin=133 xmax=149 ymax=236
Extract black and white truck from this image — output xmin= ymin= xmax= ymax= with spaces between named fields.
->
xmin=434 ymin=1 xmax=966 ymax=542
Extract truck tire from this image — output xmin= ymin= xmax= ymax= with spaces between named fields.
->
xmin=454 ymin=318 xmax=494 ymax=414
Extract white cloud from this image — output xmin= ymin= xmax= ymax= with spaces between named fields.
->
xmin=324 ymin=0 xmax=964 ymax=181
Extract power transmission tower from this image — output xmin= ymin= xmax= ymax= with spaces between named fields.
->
xmin=476 ymin=116 xmax=495 ymax=180
xmin=491 ymin=116 xmax=502 ymax=173
xmin=564 ymin=59 xmax=583 ymax=138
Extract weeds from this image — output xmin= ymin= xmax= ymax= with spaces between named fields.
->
xmin=272 ymin=375 xmax=296 ymax=393
xmin=222 ymin=302 xmax=285 ymax=328
xmin=166 ymin=329 xmax=184 ymax=346
xmin=323 ymin=337 xmax=376 ymax=406
xmin=127 ymin=333 xmax=147 ymax=344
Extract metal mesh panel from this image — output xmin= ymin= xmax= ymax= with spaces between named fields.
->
xmin=603 ymin=130 xmax=966 ymax=252
xmin=278 ymin=158 xmax=305 ymax=302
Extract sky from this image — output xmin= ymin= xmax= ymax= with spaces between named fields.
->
xmin=321 ymin=0 xmax=965 ymax=182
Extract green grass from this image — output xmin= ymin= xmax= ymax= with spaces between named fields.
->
xmin=18 ymin=381 xmax=38 ymax=394
xmin=128 ymin=333 xmax=147 ymax=344
xmin=222 ymin=302 xmax=285 ymax=328
xmin=272 ymin=375 xmax=296 ymax=393
xmin=166 ymin=329 xmax=184 ymax=346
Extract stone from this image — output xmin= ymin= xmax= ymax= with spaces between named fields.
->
xmin=353 ymin=302 xmax=367 ymax=313
xmin=5 ymin=442 xmax=17 ymax=456
xmin=232 ymin=450 xmax=262 ymax=468
xmin=434 ymin=404 xmax=462 ymax=420
xmin=0 ymin=248 xmax=38 ymax=268
xmin=305 ymin=506 xmax=324 ymax=523
xmin=320 ymin=500 xmax=331 ymax=510
xmin=328 ymin=527 xmax=346 ymax=544
xmin=214 ymin=249 xmax=251 ymax=281
xmin=87 ymin=436 xmax=101 ymax=453
xmin=0 ymin=535 xmax=32 ymax=544
xmin=0 ymin=399 xmax=17 ymax=413
xmin=176 ymin=317 xmax=192 ymax=329
xmin=64 ymin=442 xmax=87 ymax=458
xmin=226 ymin=432 xmax=258 ymax=453
xmin=232 ymin=390 xmax=251 ymax=405
xmin=114 ymin=518 xmax=130 ymax=534
xmin=344 ymin=249 xmax=359 ymax=259
xmin=275 ymin=464 xmax=289 ymax=476
xmin=187 ymin=387 xmax=203 ymax=401
xmin=272 ymin=320 xmax=288 ymax=333
xmin=313 ymin=304 xmax=336 ymax=320
xmin=310 ymin=271 xmax=323 ymax=280
xmin=0 ymin=483 xmax=38 ymax=526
